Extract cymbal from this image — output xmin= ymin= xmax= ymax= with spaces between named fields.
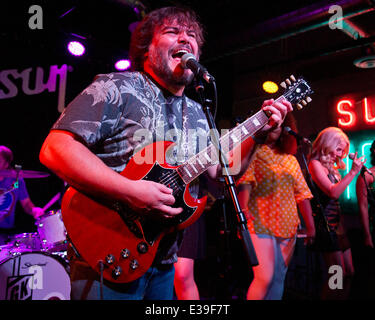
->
xmin=0 ymin=169 xmax=50 ymax=179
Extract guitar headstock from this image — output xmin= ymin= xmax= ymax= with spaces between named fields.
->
xmin=280 ymin=75 xmax=313 ymax=110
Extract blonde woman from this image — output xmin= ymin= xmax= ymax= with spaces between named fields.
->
xmin=308 ymin=127 xmax=365 ymax=290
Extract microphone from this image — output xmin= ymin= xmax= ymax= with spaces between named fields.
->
xmin=284 ymin=127 xmax=311 ymax=145
xmin=348 ymin=153 xmax=374 ymax=177
xmin=180 ymin=53 xmax=215 ymax=83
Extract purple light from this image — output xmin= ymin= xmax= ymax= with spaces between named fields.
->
xmin=115 ymin=59 xmax=131 ymax=71
xmin=67 ymin=41 xmax=85 ymax=56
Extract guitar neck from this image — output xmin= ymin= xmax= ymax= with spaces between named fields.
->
xmin=176 ymin=73 xmax=314 ymax=185
xmin=177 ymin=105 xmax=274 ymax=184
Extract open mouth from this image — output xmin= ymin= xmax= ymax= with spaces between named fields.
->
xmin=171 ymin=49 xmax=190 ymax=60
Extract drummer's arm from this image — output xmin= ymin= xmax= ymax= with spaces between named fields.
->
xmin=20 ymin=198 xmax=45 ymax=219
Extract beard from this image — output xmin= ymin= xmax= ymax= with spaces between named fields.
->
xmin=148 ymin=47 xmax=194 ymax=87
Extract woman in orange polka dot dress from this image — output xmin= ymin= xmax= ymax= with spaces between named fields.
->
xmin=237 ymin=114 xmax=315 ymax=300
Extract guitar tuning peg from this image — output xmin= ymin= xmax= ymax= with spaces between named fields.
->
xmin=296 ymin=103 xmax=303 ymax=110
xmin=285 ymin=79 xmax=291 ymax=86
xmin=306 ymin=96 xmax=312 ymax=103
xmin=280 ymin=82 xmax=287 ymax=89
xmin=290 ymin=75 xmax=296 ymax=82
xmin=301 ymin=100 xmax=307 ymax=106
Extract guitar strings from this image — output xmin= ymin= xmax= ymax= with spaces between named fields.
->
xmin=158 ymin=170 xmax=179 ymax=184
xmin=156 ymin=84 xmax=306 ymax=189
xmin=157 ymin=129 xmax=241 ymax=187
xmin=156 ymin=94 xmax=289 ymax=189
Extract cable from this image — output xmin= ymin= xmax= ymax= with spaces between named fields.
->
xmin=98 ymin=260 xmax=104 ymax=300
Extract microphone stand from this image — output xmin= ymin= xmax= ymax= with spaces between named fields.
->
xmin=194 ymin=78 xmax=258 ymax=267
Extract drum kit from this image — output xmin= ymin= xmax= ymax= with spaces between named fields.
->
xmin=0 ymin=168 xmax=71 ymax=300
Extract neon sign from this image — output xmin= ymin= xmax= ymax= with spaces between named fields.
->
xmin=342 ymin=139 xmax=374 ymax=201
xmin=336 ymin=96 xmax=375 ymax=130
xmin=334 ymin=94 xmax=375 ymax=207
xmin=337 ymin=100 xmax=356 ymax=127
xmin=364 ymin=98 xmax=375 ymax=124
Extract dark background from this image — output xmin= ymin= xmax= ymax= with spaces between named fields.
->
xmin=1 ymin=0 xmax=375 ymax=299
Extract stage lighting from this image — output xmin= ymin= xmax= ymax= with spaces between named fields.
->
xmin=115 ymin=59 xmax=131 ymax=71
xmin=67 ymin=41 xmax=85 ymax=56
xmin=262 ymin=81 xmax=278 ymax=94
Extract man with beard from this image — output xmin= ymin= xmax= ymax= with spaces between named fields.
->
xmin=39 ymin=6 xmax=292 ymax=300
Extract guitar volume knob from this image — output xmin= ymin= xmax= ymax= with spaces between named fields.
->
xmin=105 ymin=254 xmax=115 ymax=265
xmin=129 ymin=259 xmax=139 ymax=270
xmin=112 ymin=266 xmax=122 ymax=279
xmin=121 ymin=248 xmax=130 ymax=259
xmin=137 ymin=242 xmax=148 ymax=254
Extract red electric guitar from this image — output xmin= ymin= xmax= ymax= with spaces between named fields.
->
xmin=61 ymin=75 xmax=313 ymax=283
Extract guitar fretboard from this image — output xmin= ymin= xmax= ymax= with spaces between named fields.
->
xmin=175 ymin=74 xmax=313 ymax=185
xmin=176 ymin=108 xmax=270 ymax=184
